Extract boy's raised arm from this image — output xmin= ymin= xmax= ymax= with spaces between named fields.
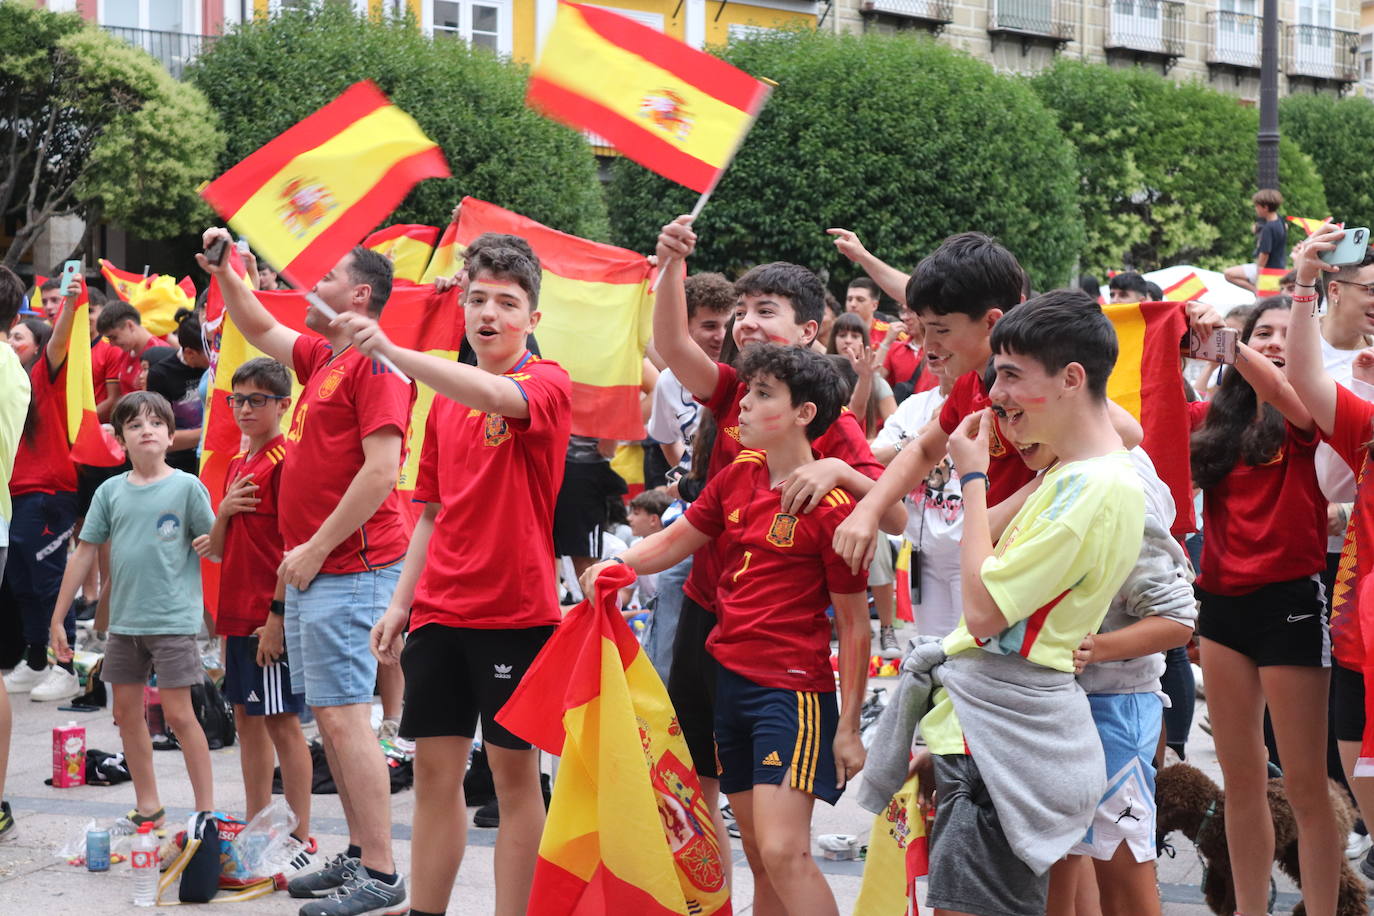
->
xmin=1285 ymin=224 xmax=1344 ymax=436
xmin=579 ymin=517 xmax=712 ymax=598
xmin=653 ymin=217 xmax=720 ymax=403
xmin=827 ymin=229 xmax=910 ymax=306
xmin=197 ymin=227 xmax=299 ymax=368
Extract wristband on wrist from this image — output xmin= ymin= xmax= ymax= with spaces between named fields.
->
xmin=1291 ymin=294 xmax=1318 ymax=303
xmin=609 ymin=556 xmax=626 ymax=565
xmin=1294 ymin=282 xmax=1317 ymax=289
xmin=269 ymin=600 xmax=285 ymax=617
xmin=960 ymin=471 xmax=989 ymax=490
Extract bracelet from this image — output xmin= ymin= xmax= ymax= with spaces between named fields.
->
xmin=1291 ymin=294 xmax=1319 ymax=303
xmin=269 ymin=600 xmax=285 ymax=617
xmin=959 ymin=471 xmax=989 ymax=490
xmin=1294 ymin=282 xmax=1317 ymax=289
xmin=609 ymin=556 xmax=626 ymax=565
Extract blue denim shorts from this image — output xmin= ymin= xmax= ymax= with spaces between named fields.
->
xmin=284 ymin=565 xmax=401 ymax=707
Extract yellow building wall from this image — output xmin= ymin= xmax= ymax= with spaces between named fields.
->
xmin=513 ymin=0 xmax=537 ymax=62
xmin=704 ymin=2 xmax=814 ymax=47
xmin=1362 ymin=0 xmax=1374 ymax=31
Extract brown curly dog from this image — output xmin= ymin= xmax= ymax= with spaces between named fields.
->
xmin=1154 ymin=762 xmax=1365 ymax=916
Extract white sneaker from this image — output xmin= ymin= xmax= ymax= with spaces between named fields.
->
xmin=279 ymin=836 xmax=321 ymax=879
xmin=30 ymin=667 xmax=80 ymax=702
xmin=3 ymin=664 xmax=46 ymax=693
xmin=1348 ymin=829 xmax=1372 ymax=859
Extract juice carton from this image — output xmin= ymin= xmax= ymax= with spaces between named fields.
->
xmin=144 ymin=686 xmax=164 ymax=737
xmin=52 ymin=721 xmax=86 ymax=787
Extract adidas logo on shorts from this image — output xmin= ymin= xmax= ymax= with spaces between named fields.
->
xmin=761 ymin=750 xmax=782 ymax=767
xmin=493 ymin=664 xmax=513 ymax=680
xmin=246 ymin=690 xmax=260 ymax=703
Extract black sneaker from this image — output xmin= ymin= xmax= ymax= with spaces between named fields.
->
xmin=289 ymin=853 xmax=359 ymax=899
xmin=0 ymin=801 xmax=14 ymax=843
xmin=1361 ymin=847 xmax=1374 ymax=882
xmin=473 ymin=799 xmax=500 ymax=828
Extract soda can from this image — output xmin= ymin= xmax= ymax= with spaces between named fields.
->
xmin=86 ymin=828 xmax=110 ymax=872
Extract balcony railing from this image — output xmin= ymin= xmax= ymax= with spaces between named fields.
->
xmin=988 ymin=0 xmax=1075 ymax=41
xmin=101 ymin=26 xmax=215 ymax=79
xmin=1207 ymin=10 xmax=1262 ymax=70
xmin=1104 ymin=0 xmax=1184 ymax=58
xmin=1284 ymin=23 xmax=1359 ymax=83
xmin=861 ymin=0 xmax=955 ymax=27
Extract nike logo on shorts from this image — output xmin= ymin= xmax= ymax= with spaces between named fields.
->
xmin=1286 ymin=614 xmax=1315 ymax=623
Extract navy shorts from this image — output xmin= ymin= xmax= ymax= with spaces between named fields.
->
xmin=223 ymin=634 xmax=306 ymax=717
xmin=714 ymin=665 xmax=842 ymax=805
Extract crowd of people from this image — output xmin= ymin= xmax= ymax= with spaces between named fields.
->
xmin=0 ymin=191 xmax=1369 ymax=916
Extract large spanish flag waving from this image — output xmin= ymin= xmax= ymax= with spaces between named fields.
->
xmin=1105 ymin=300 xmax=1191 ymax=536
xmin=99 ymin=259 xmax=152 ymax=302
xmin=528 ymin=2 xmax=770 ymax=194
xmin=364 ymin=224 xmax=440 ymax=284
xmin=200 ymin=80 xmax=450 ymax=289
xmin=497 ymin=563 xmax=731 ymax=916
xmin=64 ymin=277 xmax=124 ymax=467
xmin=454 ymin=197 xmax=653 ymax=440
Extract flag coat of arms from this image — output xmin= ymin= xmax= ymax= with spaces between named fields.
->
xmin=528 ymin=2 xmax=770 ymax=193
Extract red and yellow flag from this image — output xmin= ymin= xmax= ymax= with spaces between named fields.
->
xmin=528 ymin=2 xmax=770 ymax=193
xmin=1257 ymin=266 xmax=1287 ymax=297
xmin=420 ymin=220 xmax=463 ymax=284
xmin=99 ymin=259 xmax=152 ymax=302
xmin=200 ymin=80 xmax=450 ymax=289
xmin=64 ymin=277 xmax=124 ymax=467
xmin=497 ymin=563 xmax=731 ymax=916
xmin=25 ymin=274 xmax=47 ymax=315
xmin=1161 ymin=271 xmax=1205 ymax=302
xmin=364 ymin=224 xmax=440 ymax=284
xmin=893 ymin=539 xmax=914 ymax=624
xmin=454 ymin=197 xmax=654 ymax=440
xmin=1106 ymin=300 xmax=1191 ymax=537
xmin=1287 ymin=215 xmax=1331 ymax=237
xmin=854 ymin=774 xmax=928 ymax=915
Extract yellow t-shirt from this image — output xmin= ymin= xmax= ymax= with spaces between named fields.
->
xmin=922 ymin=450 xmax=1145 ymax=755
xmin=0 ymin=345 xmax=30 ymax=531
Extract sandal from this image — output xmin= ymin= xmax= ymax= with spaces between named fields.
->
xmin=113 ymin=806 xmax=165 ymax=834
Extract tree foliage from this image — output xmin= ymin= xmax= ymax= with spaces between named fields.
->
xmin=1280 ymin=93 xmax=1374 ymax=231
xmin=1032 ymin=59 xmax=1327 ymax=275
xmin=605 ymin=30 xmax=1084 ymax=292
xmin=0 ymin=2 xmax=224 ymax=268
xmin=189 ymin=3 xmax=608 ymax=242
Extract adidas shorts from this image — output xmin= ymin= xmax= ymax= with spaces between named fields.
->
xmin=714 ymin=665 xmax=842 ymax=805
xmin=1068 ymin=692 xmax=1162 ymax=863
xmin=223 ymin=635 xmax=306 ymax=717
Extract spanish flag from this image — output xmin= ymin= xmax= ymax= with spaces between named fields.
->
xmin=1287 ymin=215 xmax=1331 ymax=237
xmin=528 ymin=2 xmax=770 ymax=194
xmin=893 ymin=539 xmax=914 ymax=624
xmin=1257 ymin=266 xmax=1287 ymax=297
xmin=26 ymin=275 xmax=47 ymax=315
xmin=854 ymin=774 xmax=928 ymax=915
xmin=200 ymin=80 xmax=450 ymax=288
xmin=496 ymin=562 xmax=731 ymax=916
xmin=128 ymin=274 xmax=196 ymax=337
xmin=1105 ymin=300 xmax=1191 ymax=537
xmin=99 ymin=259 xmax=152 ymax=302
xmin=64 ymin=277 xmax=124 ymax=467
xmin=364 ymin=224 xmax=440 ymax=284
xmin=1162 ymin=271 xmax=1205 ymax=302
xmin=454 ymin=197 xmax=654 ymax=440
xmin=420 ymin=220 xmax=463 ymax=284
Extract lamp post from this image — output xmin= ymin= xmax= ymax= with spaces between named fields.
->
xmin=1258 ymin=0 xmax=1280 ymax=189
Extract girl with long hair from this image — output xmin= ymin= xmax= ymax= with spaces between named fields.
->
xmin=827 ymin=312 xmax=896 ymax=439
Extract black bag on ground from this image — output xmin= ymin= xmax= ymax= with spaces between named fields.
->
xmin=164 ymin=674 xmax=236 ymax=750
xmin=272 ymin=739 xmax=413 ymax=795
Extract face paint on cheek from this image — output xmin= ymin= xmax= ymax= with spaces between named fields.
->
xmin=765 ymin=334 xmax=790 ymax=344
xmin=504 ymin=321 xmax=524 ymax=332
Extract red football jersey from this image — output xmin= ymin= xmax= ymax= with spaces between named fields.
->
xmin=1316 ymin=383 xmax=1374 ymax=670
xmin=686 ymin=450 xmax=868 ymax=692
xmin=938 ymin=370 xmax=1036 ymax=506
xmin=883 ymin=342 xmax=938 ymax=394
xmin=410 ymin=354 xmax=572 ymax=631
xmin=684 ymin=360 xmax=884 ymax=614
xmin=116 ymin=336 xmax=172 ymax=395
xmin=1188 ymin=400 xmax=1325 ymax=596
xmin=215 ymin=436 xmax=287 ymax=637
xmin=279 ymin=336 xmax=416 ymax=575
xmin=870 ymin=319 xmax=908 ymax=351
xmin=90 ymin=338 xmax=121 ymax=404
xmin=11 ymin=352 xmax=77 ymax=496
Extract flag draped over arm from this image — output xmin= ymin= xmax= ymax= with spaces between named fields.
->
xmin=496 ymin=563 xmax=731 ymax=916
xmin=365 ymin=224 xmax=440 ymax=283
xmin=454 ymin=197 xmax=653 ymax=440
xmin=527 ymin=2 xmax=770 ymax=193
xmin=64 ymin=277 xmax=124 ymax=467
xmin=1105 ymin=300 xmax=1191 ymax=537
xmin=200 ymin=80 xmax=450 ymax=288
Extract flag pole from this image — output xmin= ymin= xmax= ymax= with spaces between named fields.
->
xmin=280 ymin=270 xmax=413 ymax=386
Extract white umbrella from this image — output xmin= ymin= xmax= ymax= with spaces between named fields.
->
xmin=1141 ymin=265 xmax=1258 ymax=313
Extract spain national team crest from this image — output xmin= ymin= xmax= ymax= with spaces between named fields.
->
xmin=988 ymin=422 xmax=1007 ymax=458
xmin=317 ymin=365 xmax=346 ymax=400
xmin=483 ymin=413 xmax=511 ymax=447
xmin=766 ymin=513 xmax=797 ymax=548
xmin=276 ymin=177 xmax=338 ymax=239
xmin=639 ymin=89 xmax=695 ymax=142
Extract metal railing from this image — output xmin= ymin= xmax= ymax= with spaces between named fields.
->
xmin=101 ymin=25 xmax=216 ymax=79
xmin=1207 ymin=10 xmax=1262 ymax=69
xmin=988 ymin=0 xmax=1075 ymax=41
xmin=1104 ymin=0 xmax=1184 ymax=56
xmin=861 ymin=0 xmax=955 ymax=25
xmin=1283 ymin=22 xmax=1359 ymax=82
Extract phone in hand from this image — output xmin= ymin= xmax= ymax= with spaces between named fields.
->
xmin=59 ymin=260 xmax=81 ymax=296
xmin=1319 ymin=227 xmax=1370 ymax=267
xmin=205 ymin=236 xmax=229 ymax=266
xmin=1188 ymin=326 xmax=1239 ymax=365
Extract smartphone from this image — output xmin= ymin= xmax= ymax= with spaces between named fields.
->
xmin=58 ymin=260 xmax=81 ymax=295
xmin=236 ymin=239 xmax=250 ymax=256
xmin=205 ymin=236 xmax=229 ymax=266
xmin=1319 ymin=227 xmax=1370 ymax=266
xmin=1188 ymin=326 xmax=1239 ymax=365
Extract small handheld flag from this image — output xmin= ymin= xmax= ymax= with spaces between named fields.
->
xmin=1287 ymin=215 xmax=1332 ymax=237
xmin=1257 ymin=266 xmax=1287 ymax=298
xmin=1161 ymin=271 xmax=1206 ymax=302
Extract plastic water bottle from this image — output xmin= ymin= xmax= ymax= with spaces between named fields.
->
xmin=131 ymin=822 xmax=158 ymax=906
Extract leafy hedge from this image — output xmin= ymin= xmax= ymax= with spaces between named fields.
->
xmin=1280 ymin=93 xmax=1374 ymax=232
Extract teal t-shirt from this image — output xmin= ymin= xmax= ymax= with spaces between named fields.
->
xmin=81 ymin=469 xmax=215 ymax=635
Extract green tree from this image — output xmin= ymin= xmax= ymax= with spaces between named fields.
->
xmin=1031 ymin=59 xmax=1327 ymax=275
xmin=189 ymin=3 xmax=607 ymax=243
xmin=1281 ymin=93 xmax=1374 ymax=231
xmin=605 ymin=31 xmax=1084 ymax=292
xmin=0 ymin=2 xmax=224 ymax=268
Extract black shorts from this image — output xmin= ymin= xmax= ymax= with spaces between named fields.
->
xmin=1333 ymin=662 xmax=1365 ymax=743
xmin=552 ymin=461 xmax=627 ymax=558
xmin=1196 ymin=575 xmax=1330 ymax=668
xmin=666 ymin=596 xmax=718 ymax=779
xmin=76 ymin=462 xmax=125 ymax=517
xmin=399 ymin=623 xmax=554 ymax=749
xmin=714 ymin=666 xmax=841 ymax=805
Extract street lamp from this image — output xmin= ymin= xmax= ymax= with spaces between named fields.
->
xmin=1258 ymin=0 xmax=1279 ymax=189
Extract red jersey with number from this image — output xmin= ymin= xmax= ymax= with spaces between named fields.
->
xmin=279 ymin=336 xmax=416 ymax=575
xmin=883 ymin=341 xmax=938 ymax=394
xmin=683 ymin=360 xmax=884 ymax=614
xmin=216 ymin=436 xmax=287 ymax=637
xmin=1188 ymin=400 xmax=1326 ymax=595
xmin=410 ymin=353 xmax=571 ymax=631
xmin=1318 ymin=383 xmax=1374 ymax=670
xmin=686 ymin=450 xmax=868 ymax=692
xmin=938 ymin=370 xmax=1036 ymax=506
xmin=10 ymin=352 xmax=77 ymax=496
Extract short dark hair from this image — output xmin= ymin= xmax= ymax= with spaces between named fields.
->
xmin=173 ymin=307 xmax=204 ymax=354
xmin=734 ymin=262 xmax=825 ymax=328
xmin=990 ymin=288 xmax=1118 ymax=399
xmin=86 ymin=286 xmax=106 ymax=307
xmin=738 ymin=342 xmax=846 ymax=440
xmin=97 ymin=301 xmax=141 ymax=334
xmin=231 ymin=356 xmax=291 ymax=397
xmin=906 ymin=232 xmax=1025 ymax=320
xmin=847 ymin=277 xmax=881 ymax=301
xmin=0 ymin=266 xmax=24 ymax=329
xmin=684 ymin=272 xmax=734 ymax=319
xmin=465 ymin=245 xmax=542 ymax=309
xmin=1076 ymin=274 xmax=1100 ymax=299
xmin=346 ymin=246 xmax=393 ymax=317
xmin=1334 ymin=246 xmax=1374 ymax=282
xmin=1108 ymin=271 xmax=1149 ymax=298
xmin=1145 ymin=281 xmax=1163 ymax=301
xmin=463 ymin=232 xmax=536 ymax=264
xmin=629 ymin=489 xmax=672 ymax=517
xmin=40 ymin=277 xmax=62 ymax=293
xmin=110 ymin=390 xmax=175 ymax=439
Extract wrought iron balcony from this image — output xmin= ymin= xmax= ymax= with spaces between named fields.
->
xmin=988 ymin=0 xmax=1076 ymax=44
xmin=1104 ymin=0 xmax=1184 ymax=59
xmin=1283 ymin=22 xmax=1359 ymax=83
xmin=101 ymin=25 xmax=215 ymax=79
xmin=1207 ymin=10 xmax=1262 ymax=70
xmin=861 ymin=0 xmax=955 ymax=28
